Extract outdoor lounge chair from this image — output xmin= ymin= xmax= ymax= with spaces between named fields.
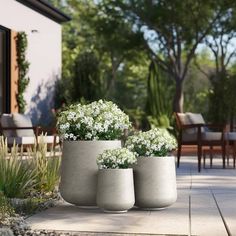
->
xmin=175 ymin=112 xmax=226 ymax=172
xmin=0 ymin=113 xmax=60 ymax=151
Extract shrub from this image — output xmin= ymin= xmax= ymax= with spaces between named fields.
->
xmin=29 ymin=135 xmax=61 ymax=193
xmin=0 ymin=138 xmax=36 ymax=198
xmin=0 ymin=192 xmax=15 ymax=226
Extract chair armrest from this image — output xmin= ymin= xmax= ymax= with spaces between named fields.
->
xmin=0 ymin=126 xmax=38 ymax=132
xmin=203 ymin=124 xmax=226 ymax=131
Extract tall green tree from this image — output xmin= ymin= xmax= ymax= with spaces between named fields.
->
xmin=96 ymin=0 xmax=231 ymax=112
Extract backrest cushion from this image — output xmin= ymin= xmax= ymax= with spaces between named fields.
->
xmin=12 ymin=113 xmax=35 ymax=137
xmin=0 ymin=114 xmax=16 ymax=137
xmin=186 ymin=113 xmax=205 ymax=124
xmin=177 ymin=112 xmax=205 ymax=134
xmin=177 ymin=113 xmax=191 ymax=125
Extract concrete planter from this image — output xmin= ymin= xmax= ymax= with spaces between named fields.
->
xmin=134 ymin=156 xmax=177 ymax=209
xmin=59 ymin=140 xmax=121 ymax=206
xmin=96 ymin=168 xmax=135 ymax=213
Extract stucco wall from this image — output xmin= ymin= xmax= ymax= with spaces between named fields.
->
xmin=0 ymin=0 xmax=62 ymax=125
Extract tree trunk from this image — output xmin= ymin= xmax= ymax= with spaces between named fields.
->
xmin=173 ymin=80 xmax=184 ymax=112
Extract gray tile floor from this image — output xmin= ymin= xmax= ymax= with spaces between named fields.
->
xmin=27 ymin=156 xmax=236 ymax=236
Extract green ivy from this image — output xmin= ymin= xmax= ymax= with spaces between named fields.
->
xmin=16 ymin=32 xmax=30 ymax=113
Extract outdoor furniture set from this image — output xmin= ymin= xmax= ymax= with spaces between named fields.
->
xmin=175 ymin=112 xmax=236 ymax=171
xmin=0 ymin=113 xmax=60 ymax=151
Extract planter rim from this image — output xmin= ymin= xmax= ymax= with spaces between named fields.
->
xmin=98 ymin=168 xmax=133 ymax=172
xmin=138 ymin=155 xmax=175 ymax=159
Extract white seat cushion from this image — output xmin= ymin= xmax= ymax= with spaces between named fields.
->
xmin=7 ymin=136 xmax=36 ymax=145
xmin=182 ymin=132 xmax=222 ymax=142
xmin=12 ymin=113 xmax=35 ymax=137
xmin=202 ymin=132 xmax=222 ymax=141
xmin=182 ymin=133 xmax=198 ymax=142
xmin=37 ymin=135 xmax=60 ymax=144
xmin=226 ymin=132 xmax=236 ymax=141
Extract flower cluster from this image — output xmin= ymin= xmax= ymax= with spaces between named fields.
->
xmin=125 ymin=128 xmax=177 ymax=157
xmin=97 ymin=148 xmax=137 ymax=169
xmin=57 ymin=100 xmax=131 ymax=141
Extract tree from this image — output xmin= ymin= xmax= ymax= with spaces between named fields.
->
xmin=96 ymin=0 xmax=230 ymax=112
xmin=50 ymin=0 xmax=149 ymax=123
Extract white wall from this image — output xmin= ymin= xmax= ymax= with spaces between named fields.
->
xmin=0 ymin=0 xmax=62 ymax=125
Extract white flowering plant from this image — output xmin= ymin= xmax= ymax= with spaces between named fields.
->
xmin=97 ymin=148 xmax=137 ymax=169
xmin=125 ymin=128 xmax=177 ymax=157
xmin=57 ymin=100 xmax=131 ymax=141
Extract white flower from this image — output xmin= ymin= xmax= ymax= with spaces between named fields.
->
xmin=125 ymin=128 xmax=177 ymax=157
xmin=57 ymin=100 xmax=131 ymax=141
xmin=97 ymin=148 xmax=136 ymax=169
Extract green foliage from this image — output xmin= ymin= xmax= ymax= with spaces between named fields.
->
xmin=0 ymin=138 xmax=36 ymax=198
xmin=0 ymin=192 xmax=15 ymax=226
xmin=73 ymin=51 xmax=105 ymax=102
xmin=208 ymin=73 xmax=236 ymax=124
xmin=9 ymin=197 xmax=45 ymax=216
xmin=16 ymin=32 xmax=30 ymax=113
xmin=146 ymin=61 xmax=174 ymax=128
xmin=0 ymin=136 xmax=61 ymax=198
xmin=29 ymin=136 xmax=61 ymax=193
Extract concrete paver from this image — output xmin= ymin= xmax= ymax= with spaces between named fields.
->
xmin=27 ymin=156 xmax=236 ymax=236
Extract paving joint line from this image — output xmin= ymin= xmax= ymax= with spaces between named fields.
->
xmin=211 ymin=191 xmax=232 ymax=236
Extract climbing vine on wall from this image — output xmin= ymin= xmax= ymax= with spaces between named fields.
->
xmin=16 ymin=32 xmax=30 ymax=113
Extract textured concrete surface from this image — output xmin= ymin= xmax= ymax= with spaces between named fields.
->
xmin=27 ymin=155 xmax=236 ymax=236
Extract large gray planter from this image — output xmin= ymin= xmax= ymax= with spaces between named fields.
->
xmin=96 ymin=168 xmax=135 ymax=213
xmin=59 ymin=140 xmax=121 ymax=206
xmin=134 ymin=156 xmax=177 ymax=209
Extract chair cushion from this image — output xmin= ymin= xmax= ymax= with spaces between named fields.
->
xmin=177 ymin=113 xmax=196 ymax=134
xmin=37 ymin=135 xmax=60 ymax=144
xmin=186 ymin=113 xmax=205 ymax=124
xmin=182 ymin=132 xmax=222 ymax=142
xmin=12 ymin=113 xmax=35 ymax=137
xmin=226 ymin=132 xmax=236 ymax=141
xmin=0 ymin=114 xmax=16 ymax=137
xmin=182 ymin=133 xmax=198 ymax=142
xmin=202 ymin=132 xmax=222 ymax=141
xmin=7 ymin=136 xmax=36 ymax=145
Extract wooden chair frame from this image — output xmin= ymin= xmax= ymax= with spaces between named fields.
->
xmin=175 ymin=113 xmax=226 ymax=172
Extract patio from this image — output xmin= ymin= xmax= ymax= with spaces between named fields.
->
xmin=26 ymin=155 xmax=236 ymax=236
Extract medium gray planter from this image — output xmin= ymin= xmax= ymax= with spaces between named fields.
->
xmin=134 ymin=156 xmax=177 ymax=209
xmin=59 ymin=140 xmax=121 ymax=206
xmin=96 ymin=168 xmax=135 ymax=213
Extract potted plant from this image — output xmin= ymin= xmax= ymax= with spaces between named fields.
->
xmin=57 ymin=100 xmax=131 ymax=206
xmin=125 ymin=128 xmax=177 ymax=209
xmin=96 ymin=148 xmax=136 ymax=213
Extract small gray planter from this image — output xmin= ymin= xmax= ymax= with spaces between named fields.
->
xmin=134 ymin=156 xmax=177 ymax=209
xmin=59 ymin=140 xmax=121 ymax=206
xmin=96 ymin=168 xmax=135 ymax=213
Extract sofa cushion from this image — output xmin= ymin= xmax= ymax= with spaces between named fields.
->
xmin=0 ymin=114 xmax=16 ymax=137
xmin=12 ymin=113 xmax=35 ymax=137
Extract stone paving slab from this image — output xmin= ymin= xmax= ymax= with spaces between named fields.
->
xmin=27 ymin=193 xmax=189 ymax=236
xmin=190 ymin=194 xmax=227 ymax=236
xmin=27 ymin=156 xmax=236 ymax=236
xmin=214 ymin=193 xmax=236 ymax=236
